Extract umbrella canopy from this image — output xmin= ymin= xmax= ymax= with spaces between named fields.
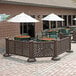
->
xmin=42 ymin=13 xmax=64 ymax=21
xmin=7 ymin=12 xmax=39 ymax=23
xmin=73 ymin=18 xmax=76 ymax=20
xmin=0 ymin=16 xmax=1 ymax=21
xmin=7 ymin=12 xmax=39 ymax=36
xmin=0 ymin=14 xmax=10 ymax=22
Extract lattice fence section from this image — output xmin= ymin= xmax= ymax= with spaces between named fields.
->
xmin=56 ymin=37 xmax=71 ymax=55
xmin=33 ymin=41 xmax=54 ymax=57
xmin=73 ymin=31 xmax=76 ymax=41
xmin=5 ymin=36 xmax=71 ymax=61
xmin=7 ymin=40 xmax=30 ymax=57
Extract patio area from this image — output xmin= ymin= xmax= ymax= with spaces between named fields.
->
xmin=0 ymin=39 xmax=76 ymax=76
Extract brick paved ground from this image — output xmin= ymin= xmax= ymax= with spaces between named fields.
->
xmin=0 ymin=39 xmax=76 ymax=76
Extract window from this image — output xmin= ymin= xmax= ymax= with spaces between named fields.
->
xmin=51 ymin=21 xmax=56 ymax=28
xmin=63 ymin=15 xmax=67 ymax=26
xmin=58 ymin=15 xmax=63 ymax=27
xmin=68 ymin=15 xmax=71 ymax=26
xmin=73 ymin=15 xmax=76 ymax=25
xmin=43 ymin=15 xmax=49 ymax=30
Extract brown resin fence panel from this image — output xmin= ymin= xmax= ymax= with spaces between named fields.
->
xmin=73 ymin=31 xmax=76 ymax=41
xmin=33 ymin=41 xmax=54 ymax=57
xmin=5 ymin=39 xmax=30 ymax=57
xmin=5 ymin=39 xmax=54 ymax=58
xmin=55 ymin=37 xmax=71 ymax=56
xmin=4 ymin=37 xmax=72 ymax=62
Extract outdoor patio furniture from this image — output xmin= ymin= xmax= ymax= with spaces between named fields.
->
xmin=48 ymin=30 xmax=57 ymax=34
xmin=42 ymin=29 xmax=49 ymax=37
xmin=58 ymin=32 xmax=71 ymax=39
xmin=69 ymin=26 xmax=76 ymax=34
xmin=49 ymin=34 xmax=58 ymax=39
xmin=58 ymin=28 xmax=71 ymax=36
xmin=40 ymin=37 xmax=56 ymax=41
xmin=47 ymin=30 xmax=58 ymax=39
xmin=14 ymin=35 xmax=31 ymax=41
xmin=4 ymin=36 xmax=72 ymax=62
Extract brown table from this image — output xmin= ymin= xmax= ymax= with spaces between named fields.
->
xmin=40 ymin=37 xmax=56 ymax=41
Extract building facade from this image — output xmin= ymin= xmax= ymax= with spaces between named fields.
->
xmin=0 ymin=0 xmax=76 ymax=38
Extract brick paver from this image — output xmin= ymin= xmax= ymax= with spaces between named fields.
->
xmin=0 ymin=41 xmax=76 ymax=76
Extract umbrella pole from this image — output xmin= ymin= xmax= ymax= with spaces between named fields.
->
xmin=27 ymin=23 xmax=28 ymax=33
xmin=49 ymin=21 xmax=51 ymax=29
xmin=56 ymin=21 xmax=57 ymax=28
xmin=22 ymin=23 xmax=24 ymax=34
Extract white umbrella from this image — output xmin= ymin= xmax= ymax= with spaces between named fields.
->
xmin=42 ymin=13 xmax=64 ymax=28
xmin=7 ymin=12 xmax=39 ymax=34
xmin=0 ymin=14 xmax=10 ymax=22
xmin=0 ymin=16 xmax=1 ymax=21
xmin=7 ymin=12 xmax=39 ymax=22
xmin=73 ymin=18 xmax=76 ymax=20
xmin=42 ymin=13 xmax=64 ymax=21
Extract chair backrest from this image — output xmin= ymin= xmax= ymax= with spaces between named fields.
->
xmin=49 ymin=31 xmax=57 ymax=35
xmin=49 ymin=35 xmax=58 ymax=39
xmin=58 ymin=29 xmax=70 ymax=35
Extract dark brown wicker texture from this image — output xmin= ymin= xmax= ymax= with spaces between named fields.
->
xmin=72 ymin=31 xmax=76 ymax=41
xmin=4 ymin=37 xmax=72 ymax=62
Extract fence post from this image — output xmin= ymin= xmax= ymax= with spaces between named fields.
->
xmin=27 ymin=41 xmax=36 ymax=62
xmin=3 ymin=38 xmax=11 ymax=57
xmin=52 ymin=40 xmax=60 ymax=61
xmin=66 ymin=36 xmax=73 ymax=53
